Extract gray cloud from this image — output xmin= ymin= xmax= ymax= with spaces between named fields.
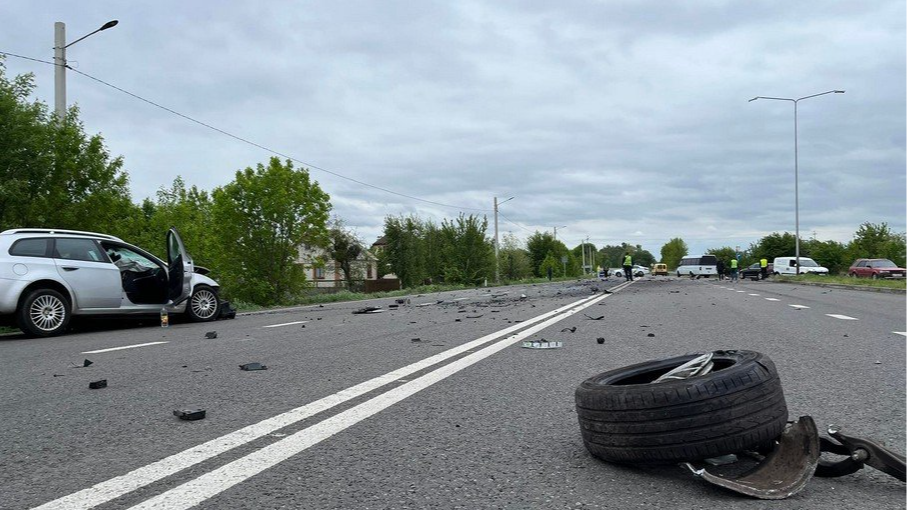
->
xmin=1 ymin=0 xmax=903 ymax=258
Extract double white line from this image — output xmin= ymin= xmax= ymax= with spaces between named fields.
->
xmin=35 ymin=282 xmax=631 ymax=510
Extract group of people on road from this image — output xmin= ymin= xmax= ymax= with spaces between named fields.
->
xmin=717 ymin=257 xmax=768 ymax=281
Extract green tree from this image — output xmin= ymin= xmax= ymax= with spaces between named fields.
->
xmin=632 ymin=245 xmax=656 ymax=267
xmin=498 ymin=233 xmax=532 ymax=281
xmin=329 ymin=221 xmax=364 ymax=289
xmin=659 ymin=238 xmax=688 ymax=270
xmin=211 ymin=157 xmax=331 ymax=305
xmin=0 ymin=61 xmax=135 ymax=233
xmin=749 ymin=232 xmax=797 ymax=262
xmin=706 ymin=246 xmax=741 ymax=269
xmin=383 ymin=215 xmax=427 ymax=287
xmin=847 ymin=222 xmax=906 ymax=267
xmin=438 ymin=214 xmax=493 ymax=285
xmin=804 ymin=239 xmax=848 ymax=275
xmin=539 ymin=252 xmax=559 ymax=279
xmin=526 ymin=232 xmax=559 ymax=276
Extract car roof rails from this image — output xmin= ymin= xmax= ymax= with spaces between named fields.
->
xmin=0 ymin=228 xmax=123 ymax=241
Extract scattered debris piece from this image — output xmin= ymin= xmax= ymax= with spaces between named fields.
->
xmin=173 ymin=409 xmax=206 ymax=421
xmin=239 ymin=362 xmax=268 ymax=371
xmin=521 ymin=340 xmax=563 ymax=349
xmin=353 ymin=306 xmax=383 ymax=314
xmin=561 ymin=326 xmax=577 ymax=333
xmin=596 ymin=337 xmax=605 ymax=344
xmin=520 ymin=294 xmax=528 ymax=300
xmin=455 ymin=318 xmax=462 ymax=322
xmin=416 ymin=303 xmax=432 ymax=307
xmin=647 ymin=333 xmax=655 ymax=337
xmin=52 ymin=374 xmax=66 ymax=377
xmin=466 ymin=314 xmax=484 ymax=319
xmin=218 ymin=301 xmax=237 ymax=319
xmin=411 ymin=338 xmax=422 ymax=342
xmin=584 ymin=314 xmax=605 ymax=320
xmin=602 ymin=289 xmax=612 ymax=294
xmin=389 ymin=304 xmax=399 ymax=309
xmin=874 ymin=361 xmax=882 ymax=365
xmin=205 ymin=331 xmax=218 ymax=339
xmin=396 ymin=298 xmax=411 ymax=305
xmin=83 ymin=359 xmax=93 ymax=368
xmin=89 ymin=379 xmax=108 ymax=389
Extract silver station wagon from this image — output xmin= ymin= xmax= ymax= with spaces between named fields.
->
xmin=0 ymin=228 xmax=221 ymax=337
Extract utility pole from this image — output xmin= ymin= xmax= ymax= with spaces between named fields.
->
xmin=553 ymin=225 xmax=566 ymax=241
xmin=493 ymin=196 xmax=514 ymax=283
xmin=581 ymin=239 xmax=586 ymax=275
xmin=53 ymin=19 xmax=119 ymax=122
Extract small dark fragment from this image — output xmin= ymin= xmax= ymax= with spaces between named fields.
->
xmin=205 ymin=331 xmax=217 ymax=339
xmin=389 ymin=304 xmax=399 ymax=309
xmin=89 ymin=379 xmax=107 ymax=389
xmin=353 ymin=306 xmax=383 ymax=314
xmin=596 ymin=337 xmax=605 ymax=344
xmin=455 ymin=318 xmax=462 ymax=322
xmin=560 ymin=326 xmax=577 ymax=333
xmin=584 ymin=314 xmax=604 ymax=320
xmin=83 ymin=359 xmax=93 ymax=367
xmin=411 ymin=338 xmax=422 ymax=342
xmin=239 ymin=362 xmax=268 ymax=371
xmin=647 ymin=333 xmax=655 ymax=337
xmin=174 ymin=409 xmax=206 ymax=421
xmin=602 ymin=289 xmax=612 ymax=294
xmin=466 ymin=315 xmax=483 ymax=319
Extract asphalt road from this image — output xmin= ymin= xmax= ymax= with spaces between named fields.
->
xmin=1 ymin=277 xmax=904 ymax=509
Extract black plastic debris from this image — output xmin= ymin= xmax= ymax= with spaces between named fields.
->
xmin=411 ymin=338 xmax=422 ymax=342
xmin=173 ymin=409 xmax=206 ymax=421
xmin=561 ymin=326 xmax=577 ymax=333
xmin=89 ymin=379 xmax=107 ymax=389
xmin=602 ymin=289 xmax=612 ymax=294
xmin=83 ymin=359 xmax=93 ymax=368
xmin=455 ymin=318 xmax=462 ymax=322
xmin=239 ymin=362 xmax=268 ymax=371
xmin=584 ymin=314 xmax=605 ymax=320
xmin=466 ymin=314 xmax=483 ymax=319
xmin=389 ymin=304 xmax=399 ymax=309
xmin=353 ymin=306 xmax=383 ymax=314
xmin=597 ymin=337 xmax=605 ymax=344
xmin=218 ymin=301 xmax=237 ymax=319
xmin=647 ymin=333 xmax=655 ymax=337
xmin=205 ymin=331 xmax=217 ymax=339
xmin=396 ymin=298 xmax=411 ymax=305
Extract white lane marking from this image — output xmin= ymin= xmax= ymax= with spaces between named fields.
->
xmin=894 ymin=332 xmax=907 ymax=337
xmin=736 ymin=290 xmax=745 ymax=293
xmin=826 ymin=314 xmax=858 ymax=320
xmin=263 ymin=320 xmax=309 ymax=328
xmin=748 ymin=293 xmax=760 ymax=296
xmin=125 ymin=291 xmax=612 ymax=510
xmin=765 ymin=298 xmax=780 ymax=301
xmin=33 ymin=288 xmax=617 ymax=510
xmin=81 ymin=342 xmax=168 ymax=354
xmin=789 ymin=304 xmax=810 ymax=309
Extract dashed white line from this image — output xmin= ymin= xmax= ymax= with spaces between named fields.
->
xmin=789 ymin=304 xmax=810 ymax=309
xmin=748 ymin=293 xmax=760 ymax=296
xmin=736 ymin=290 xmax=746 ymax=293
xmin=263 ymin=320 xmax=309 ymax=328
xmin=82 ymin=342 xmax=169 ymax=354
xmin=765 ymin=298 xmax=780 ymax=301
xmin=826 ymin=314 xmax=858 ymax=320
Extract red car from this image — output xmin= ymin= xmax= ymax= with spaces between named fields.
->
xmin=848 ymin=259 xmax=906 ymax=279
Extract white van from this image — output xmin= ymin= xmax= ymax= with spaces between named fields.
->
xmin=675 ymin=255 xmax=718 ymax=277
xmin=772 ymin=257 xmax=829 ymax=276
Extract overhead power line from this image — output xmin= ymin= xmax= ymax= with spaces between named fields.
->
xmin=0 ymin=50 xmax=491 ymax=212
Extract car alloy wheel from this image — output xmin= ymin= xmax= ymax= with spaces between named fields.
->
xmin=30 ymin=294 xmax=66 ymax=332
xmin=190 ymin=287 xmax=219 ymax=320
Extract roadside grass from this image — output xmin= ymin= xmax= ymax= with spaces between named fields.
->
xmin=775 ymin=274 xmax=906 ymax=290
xmin=231 ymin=275 xmax=587 ymax=312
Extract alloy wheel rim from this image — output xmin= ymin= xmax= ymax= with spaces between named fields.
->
xmin=30 ymin=295 xmax=65 ymax=331
xmin=191 ymin=290 xmax=217 ymax=319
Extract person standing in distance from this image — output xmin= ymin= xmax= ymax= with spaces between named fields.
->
xmin=760 ymin=258 xmax=768 ymax=280
xmin=622 ymin=252 xmax=633 ymax=281
xmin=729 ymin=257 xmax=738 ymax=282
xmin=716 ymin=259 xmax=725 ymax=280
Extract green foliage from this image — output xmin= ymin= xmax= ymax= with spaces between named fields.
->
xmin=659 ymin=237 xmax=688 ymax=269
xmin=330 ymin=222 xmax=363 ymax=288
xmin=526 ymin=232 xmax=576 ymax=276
xmin=383 ymin=213 xmax=494 ymax=287
xmin=847 ymin=222 xmax=906 ymax=268
xmin=211 ymin=157 xmax=331 ymax=305
xmin=0 ymin=62 xmax=133 ymax=233
xmin=498 ymin=233 xmax=532 ymax=281
xmin=539 ymin=252 xmax=559 ymax=278
xmin=706 ymin=246 xmax=743 ymax=268
xmin=803 ymin=239 xmax=848 ymax=274
xmin=749 ymin=232 xmax=797 ymax=262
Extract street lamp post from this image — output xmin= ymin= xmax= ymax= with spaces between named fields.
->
xmin=493 ymin=196 xmax=514 ymax=283
xmin=54 ymin=19 xmax=119 ymax=121
xmin=749 ymin=90 xmax=844 ymax=274
xmin=553 ymin=225 xmax=566 ymax=241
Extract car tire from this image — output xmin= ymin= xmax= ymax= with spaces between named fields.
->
xmin=871 ymin=274 xmax=878 ymax=280
xmin=17 ymin=288 xmax=71 ymax=337
xmin=575 ymin=350 xmax=787 ymax=464
xmin=187 ymin=285 xmax=221 ymax=322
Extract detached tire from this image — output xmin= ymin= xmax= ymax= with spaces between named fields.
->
xmin=575 ymin=350 xmax=787 ymax=464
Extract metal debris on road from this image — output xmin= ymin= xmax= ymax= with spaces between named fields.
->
xmin=353 ymin=306 xmax=384 ymax=314
xmin=561 ymin=326 xmax=577 ymax=333
xmin=88 ymin=379 xmax=107 ymax=389
xmin=654 ymin=353 xmax=713 ymax=383
xmin=82 ymin=359 xmax=93 ymax=367
xmin=521 ymin=340 xmax=563 ymax=349
xmin=173 ymin=409 xmax=206 ymax=421
xmin=205 ymin=331 xmax=217 ymax=339
xmin=239 ymin=362 xmax=268 ymax=371
xmin=584 ymin=314 xmax=604 ymax=320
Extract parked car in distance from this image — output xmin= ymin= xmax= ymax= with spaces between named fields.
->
xmin=740 ymin=262 xmax=773 ymax=280
xmin=848 ymin=259 xmax=906 ymax=279
xmin=632 ymin=265 xmax=649 ymax=277
xmin=772 ymin=257 xmax=829 ymax=276
xmin=652 ymin=263 xmax=668 ymax=276
xmin=0 ymin=228 xmax=221 ymax=337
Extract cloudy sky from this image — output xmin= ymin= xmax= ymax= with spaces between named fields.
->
xmin=2 ymin=1 xmax=904 ymax=257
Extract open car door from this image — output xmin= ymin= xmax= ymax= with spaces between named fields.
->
xmin=167 ymin=228 xmax=193 ymax=305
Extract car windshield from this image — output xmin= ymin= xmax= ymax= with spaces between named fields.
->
xmin=871 ymin=259 xmax=898 ymax=268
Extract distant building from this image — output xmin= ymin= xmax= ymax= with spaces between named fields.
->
xmin=296 ymin=244 xmax=378 ymax=289
xmin=370 ymin=236 xmax=388 ymax=254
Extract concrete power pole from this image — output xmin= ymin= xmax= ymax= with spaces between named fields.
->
xmin=54 ymin=22 xmax=66 ymax=121
xmin=494 ymin=197 xmax=500 ymax=283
